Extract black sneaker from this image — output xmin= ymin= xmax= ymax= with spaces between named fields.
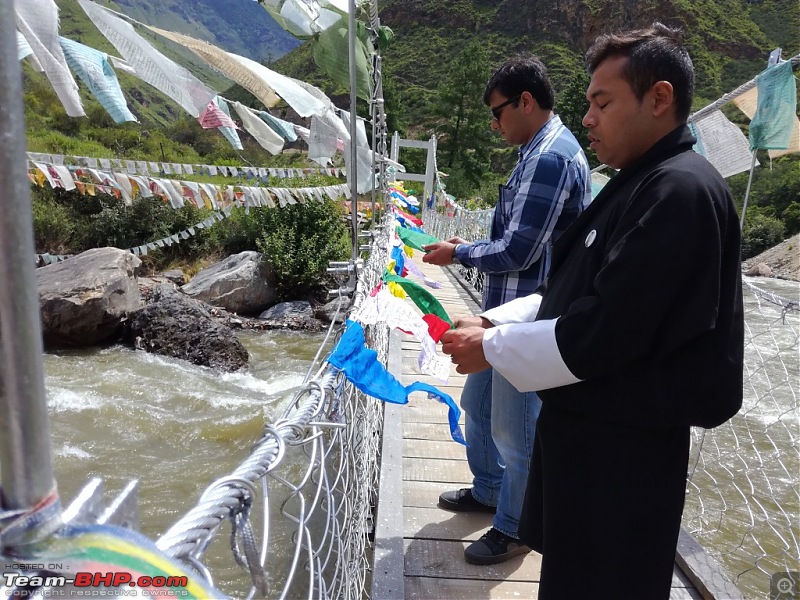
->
xmin=438 ymin=488 xmax=496 ymax=513
xmin=464 ymin=527 xmax=531 ymax=565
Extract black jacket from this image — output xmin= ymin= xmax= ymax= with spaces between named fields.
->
xmin=537 ymin=125 xmax=744 ymax=429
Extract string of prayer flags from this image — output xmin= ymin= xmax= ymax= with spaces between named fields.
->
xmin=382 ymin=272 xmax=453 ymax=327
xmin=77 ymin=0 xmax=215 ymax=118
xmin=26 ymin=152 xmax=345 ymax=181
xmin=59 ymin=36 xmax=137 ymax=124
xmin=354 ymin=287 xmax=450 ymax=381
xmin=394 ymin=226 xmax=439 ymax=252
xmin=402 ymin=255 xmax=442 ymax=289
xmin=394 ymin=208 xmax=423 ymax=227
xmin=390 ymin=245 xmax=406 ymax=276
xmin=327 ymin=320 xmax=465 ymax=444
xmin=749 ymin=61 xmax=797 ymax=150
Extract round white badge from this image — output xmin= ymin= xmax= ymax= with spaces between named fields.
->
xmin=584 ymin=229 xmax=597 ymax=247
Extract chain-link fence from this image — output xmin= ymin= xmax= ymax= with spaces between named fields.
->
xmin=422 ymin=203 xmax=493 ymax=298
xmin=153 ymin=218 xmax=393 ymax=599
xmin=684 ymin=277 xmax=799 ymax=599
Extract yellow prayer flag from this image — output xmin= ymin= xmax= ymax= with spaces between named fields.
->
xmin=387 ymin=281 xmax=407 ymax=299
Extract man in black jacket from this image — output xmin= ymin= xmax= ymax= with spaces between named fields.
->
xmin=440 ymin=23 xmax=744 ymax=600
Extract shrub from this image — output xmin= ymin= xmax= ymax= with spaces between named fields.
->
xmin=31 ymin=187 xmax=73 ymax=253
xmin=742 ymin=209 xmax=786 ymax=260
xmin=70 ymin=195 xmax=216 ymax=269
xmin=256 ymin=200 xmax=351 ymax=301
xmin=206 ymin=206 xmax=266 ymax=255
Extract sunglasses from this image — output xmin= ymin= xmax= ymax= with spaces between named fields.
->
xmin=490 ymin=94 xmax=521 ymax=121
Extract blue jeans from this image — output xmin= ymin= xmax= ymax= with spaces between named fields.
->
xmin=461 ymin=368 xmax=541 ymax=538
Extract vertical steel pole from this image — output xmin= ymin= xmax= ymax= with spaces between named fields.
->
xmin=740 ymin=149 xmax=758 ymax=230
xmin=348 ymin=0 xmax=359 ymax=260
xmin=0 ymin=0 xmax=56 ymax=510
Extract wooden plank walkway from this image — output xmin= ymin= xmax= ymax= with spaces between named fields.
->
xmin=373 ymin=255 xmax=703 ymax=599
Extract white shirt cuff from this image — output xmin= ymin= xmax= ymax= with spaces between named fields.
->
xmin=482 ymin=318 xmax=581 ymax=392
xmin=481 ymin=293 xmax=542 ymax=325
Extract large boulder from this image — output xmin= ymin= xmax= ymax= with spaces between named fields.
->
xmin=181 ymin=251 xmax=275 ymax=316
xmin=315 ymin=297 xmax=352 ymax=324
xmin=258 ymin=300 xmax=323 ymax=331
xmin=127 ymin=285 xmax=249 ymax=372
xmin=744 ymin=262 xmax=773 ymax=278
xmin=38 ymin=247 xmax=141 ymax=347
xmin=258 ymin=300 xmax=314 ymax=321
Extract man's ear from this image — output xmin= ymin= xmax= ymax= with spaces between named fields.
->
xmin=651 ymin=81 xmax=674 ymax=117
xmin=522 ymin=90 xmax=538 ymax=113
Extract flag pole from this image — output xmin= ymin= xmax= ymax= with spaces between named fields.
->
xmin=347 ymin=0 xmax=359 ymax=261
xmin=0 ymin=0 xmax=57 ymax=513
xmin=740 ymin=149 xmax=759 ymax=230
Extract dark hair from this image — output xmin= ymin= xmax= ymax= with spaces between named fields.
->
xmin=483 ymin=54 xmax=555 ymax=111
xmin=585 ymin=22 xmax=694 ymax=121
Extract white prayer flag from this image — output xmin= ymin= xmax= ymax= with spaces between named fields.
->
xmin=16 ymin=0 xmax=84 ymax=116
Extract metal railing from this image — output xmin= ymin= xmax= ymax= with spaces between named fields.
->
xmin=152 ymin=216 xmax=393 ymax=599
xmin=684 ymin=279 xmax=799 ymax=599
xmin=422 ymin=199 xmax=493 ymax=300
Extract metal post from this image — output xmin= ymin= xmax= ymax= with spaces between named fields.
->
xmin=347 ymin=0 xmax=359 ymax=261
xmin=0 ymin=0 xmax=56 ymax=511
xmin=740 ymin=149 xmax=758 ymax=230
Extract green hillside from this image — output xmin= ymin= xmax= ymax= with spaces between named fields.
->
xmin=274 ymin=0 xmax=799 ymax=252
xmin=24 ymin=0 xmax=310 ymax=166
xmin=111 ymin=0 xmax=301 ymax=64
xmin=370 ymin=0 xmax=797 ymax=123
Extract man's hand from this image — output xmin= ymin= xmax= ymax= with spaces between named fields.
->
xmin=453 ymin=315 xmax=494 ymax=329
xmin=422 ymin=241 xmax=457 ymax=265
xmin=445 ymin=236 xmax=468 ymax=245
xmin=441 ymin=326 xmax=491 ymax=374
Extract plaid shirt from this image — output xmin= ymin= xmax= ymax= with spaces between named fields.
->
xmin=454 ymin=115 xmax=591 ymax=310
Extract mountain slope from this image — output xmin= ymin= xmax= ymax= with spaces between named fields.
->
xmin=111 ymin=0 xmax=301 ymax=63
xmin=275 ymin=0 xmax=797 ymax=127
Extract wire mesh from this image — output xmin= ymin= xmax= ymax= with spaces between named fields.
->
xmin=684 ymin=277 xmax=799 ymax=599
xmin=155 ymin=218 xmax=392 ymax=599
xmin=421 ymin=202 xmax=493 ymax=299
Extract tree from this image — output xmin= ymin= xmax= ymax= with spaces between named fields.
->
xmin=556 ymin=70 xmax=592 ymax=163
xmin=431 ymin=40 xmax=493 ymax=199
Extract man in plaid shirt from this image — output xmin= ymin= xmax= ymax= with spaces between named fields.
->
xmin=423 ymin=54 xmax=591 ymax=564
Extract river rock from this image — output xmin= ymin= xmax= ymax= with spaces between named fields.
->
xmin=181 ymin=251 xmax=275 ymax=316
xmin=127 ymin=285 xmax=248 ymax=371
xmin=315 ymin=297 xmax=351 ymax=324
xmin=161 ymin=269 xmax=186 ymax=285
xmin=257 ymin=300 xmax=323 ymax=331
xmin=744 ymin=262 xmax=773 ymax=278
xmin=259 ymin=300 xmax=313 ymax=320
xmin=38 ymin=247 xmax=141 ymax=347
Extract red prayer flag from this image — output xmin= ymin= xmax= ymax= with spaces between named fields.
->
xmin=422 ymin=313 xmax=451 ymax=342
xmin=198 ymin=102 xmax=238 ymax=130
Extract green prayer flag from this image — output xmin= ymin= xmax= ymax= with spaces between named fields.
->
xmin=395 ymin=226 xmax=439 ymax=251
xmin=312 ymin=17 xmax=373 ymax=101
xmin=383 ymin=273 xmax=453 ymax=327
xmin=749 ymin=61 xmax=797 ymax=150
